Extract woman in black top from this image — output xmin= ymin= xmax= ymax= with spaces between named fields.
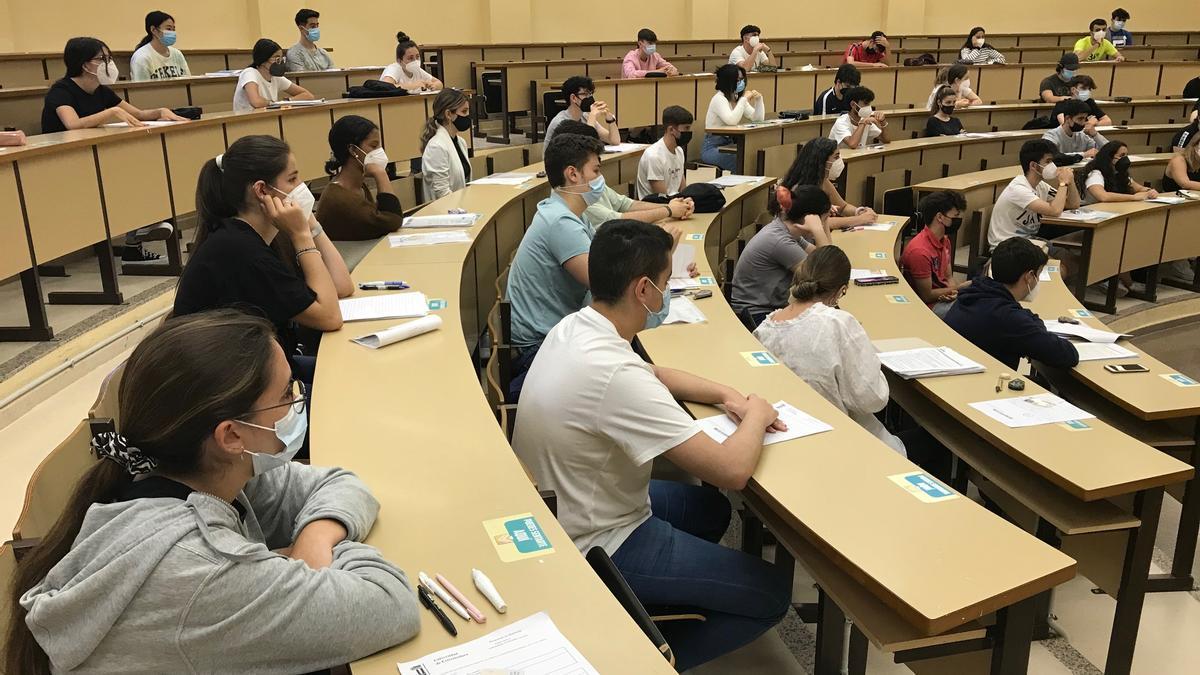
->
xmin=1165 ymin=133 xmax=1200 ymax=192
xmin=924 ymin=86 xmax=964 ymax=137
xmin=41 ymin=37 xmax=186 ymax=134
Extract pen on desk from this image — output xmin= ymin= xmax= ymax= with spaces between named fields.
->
xmin=358 ymin=280 xmax=409 ymax=291
xmin=437 ymin=573 xmax=487 ymax=623
xmin=417 ymin=584 xmax=458 ymax=637
xmin=420 ymin=571 xmax=470 ymax=620
xmin=472 ymin=568 xmax=507 ymax=613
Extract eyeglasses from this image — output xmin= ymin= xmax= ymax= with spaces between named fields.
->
xmin=239 ymin=379 xmax=308 ymax=418
xmin=91 ymin=55 xmax=114 ymax=65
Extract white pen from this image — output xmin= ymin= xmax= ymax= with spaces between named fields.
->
xmin=419 ymin=571 xmax=469 ymax=620
xmin=472 ymin=568 xmax=507 ymax=613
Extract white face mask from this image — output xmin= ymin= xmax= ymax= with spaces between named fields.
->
xmin=748 ymin=35 xmax=760 ymax=48
xmin=1113 ymin=21 xmax=1125 ymax=30
xmin=856 ymin=104 xmax=874 ymax=118
xmin=356 ymin=145 xmax=390 ymax=168
xmin=404 ymin=58 xmax=421 ymax=73
xmin=826 ymin=157 xmax=845 ymax=180
xmin=1023 ymin=277 xmax=1041 ymax=302
xmin=273 ymin=183 xmax=316 ymax=221
xmin=237 ymin=405 xmax=307 ymax=476
xmin=1093 ymin=30 xmax=1107 ymax=41
xmin=1040 ymin=162 xmax=1059 ymax=182
xmin=973 ymin=37 xmax=985 ymax=48
xmin=87 ymin=59 xmax=120 ymax=85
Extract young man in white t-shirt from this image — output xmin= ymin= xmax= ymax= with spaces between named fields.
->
xmin=828 ymin=86 xmax=889 ymax=149
xmin=729 ymin=24 xmax=774 ymax=72
xmin=636 ymin=105 xmax=691 ymax=198
xmin=512 ymin=220 xmax=792 ymax=671
xmin=989 ymin=139 xmax=1082 ymax=274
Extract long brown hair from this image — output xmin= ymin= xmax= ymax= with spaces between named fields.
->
xmin=789 ymin=245 xmax=851 ymax=303
xmin=193 ymin=135 xmax=291 ymax=249
xmin=4 ymin=309 xmax=278 ymax=675
xmin=420 ymin=88 xmax=468 ymax=151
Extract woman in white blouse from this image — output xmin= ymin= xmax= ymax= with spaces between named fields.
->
xmin=233 ymin=39 xmax=314 ymax=113
xmin=381 ymin=32 xmax=443 ymax=92
xmin=753 ymin=245 xmax=906 ymax=455
xmin=701 ymin=64 xmax=764 ymax=171
xmin=419 ymin=88 xmax=472 ymax=201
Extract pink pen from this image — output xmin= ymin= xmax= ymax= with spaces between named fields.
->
xmin=436 ymin=573 xmax=486 ymax=623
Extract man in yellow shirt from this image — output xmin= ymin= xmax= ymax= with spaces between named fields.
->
xmin=1074 ymin=18 xmax=1124 ymax=62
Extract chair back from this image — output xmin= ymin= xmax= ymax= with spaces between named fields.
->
xmin=1 ymin=541 xmax=17 ymax=670
xmin=87 ymin=360 xmax=126 ymax=424
xmin=12 ymin=419 xmax=105 ymax=543
xmin=585 ymin=547 xmax=674 ymax=667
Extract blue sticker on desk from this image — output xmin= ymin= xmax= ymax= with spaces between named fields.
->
xmin=885 ymin=295 xmax=910 ymax=304
xmin=888 ymin=471 xmax=959 ymax=503
xmin=1162 ymin=373 xmax=1200 ymax=387
xmin=1060 ymin=419 xmax=1092 ymax=431
xmin=1047 ymin=265 xmax=1060 ymax=273
xmin=686 ymin=233 xmax=704 ymax=241
xmin=699 ymin=276 xmax=716 ymax=286
xmin=869 ymin=251 xmax=888 ymax=259
xmin=483 ymin=512 xmax=555 ymax=562
xmin=427 ymin=298 xmax=447 ymax=310
xmin=1070 ymin=308 xmax=1092 ymax=318
xmin=740 ymin=350 xmax=779 ymax=367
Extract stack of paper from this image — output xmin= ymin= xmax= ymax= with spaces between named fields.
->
xmin=709 ymin=175 xmax=764 ymax=187
xmin=672 ymin=244 xmax=696 ymax=277
xmin=351 ymin=315 xmax=442 ymax=349
xmin=338 ymin=292 xmax=428 ymax=322
xmin=101 ymin=120 xmax=182 ymax=128
xmin=663 ymin=295 xmax=707 ymax=324
xmin=388 ymin=231 xmax=471 ymax=247
xmin=856 ymin=221 xmax=898 ymax=232
xmin=603 ymin=142 xmax=647 ymax=153
xmin=1054 ymin=209 xmax=1115 ymax=222
xmin=470 ymin=172 xmax=537 ymax=186
xmin=851 ymin=269 xmax=888 ymax=280
xmin=969 ymin=393 xmax=1095 ymax=428
xmin=397 ymin=612 xmax=599 ymax=675
xmin=267 ymin=98 xmax=326 ymax=107
xmin=1074 ymin=342 xmax=1138 ymax=361
xmin=697 ymin=401 xmax=833 ymax=445
xmin=1042 ymin=320 xmax=1130 ymax=343
xmin=1147 ymin=196 xmax=1189 ymax=205
xmin=401 ymin=213 xmax=479 ymax=228
xmin=877 ymin=346 xmax=986 ymax=379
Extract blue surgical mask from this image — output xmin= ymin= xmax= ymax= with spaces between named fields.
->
xmin=1076 ymin=89 xmax=1091 ymax=101
xmin=644 ymin=44 xmax=657 ymax=55
xmin=306 ymin=27 xmax=321 ymax=42
xmin=559 ymin=174 xmax=606 ymax=206
xmin=237 ymin=405 xmax=307 ymax=476
xmin=160 ymin=30 xmax=177 ymax=47
xmin=641 ymin=278 xmax=671 ymax=330
xmin=735 ymin=79 xmax=746 ymax=94
xmin=1062 ymin=69 xmax=1076 ymax=80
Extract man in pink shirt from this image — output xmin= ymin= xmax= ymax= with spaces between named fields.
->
xmin=623 ymin=28 xmax=679 ymax=78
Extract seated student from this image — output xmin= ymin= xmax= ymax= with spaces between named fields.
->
xmin=637 ymin=105 xmax=691 ymax=198
xmin=6 ymin=309 xmax=419 ymax=675
xmin=1165 ymin=132 xmax=1200 ymax=192
xmin=754 ymin=245 xmax=905 ymax=454
xmin=1052 ymin=75 xmax=1112 ymax=127
xmin=1078 ymin=140 xmax=1157 ymax=204
xmin=285 ymin=8 xmax=334 ymax=72
xmin=623 ymin=28 xmax=678 ymax=78
xmin=926 ymin=64 xmax=981 ymax=109
xmin=925 ymin=86 xmax=965 ymax=137
xmin=512 ymin=220 xmax=791 ymax=672
xmin=945 ymin=236 xmax=1080 ymax=369
xmin=130 ymin=11 xmax=191 ymax=80
xmin=1184 ymin=76 xmax=1200 ymax=100
xmin=729 ymin=24 xmax=774 ymax=72
xmin=988 ymin=139 xmax=1080 ymax=264
xmin=233 ymin=39 xmax=315 ymax=113
xmin=175 ymin=135 xmax=353 ymax=383
xmin=844 ymin=31 xmax=892 ymax=68
xmin=543 ymin=75 xmax=620 ymax=147
xmin=1039 ymin=53 xmax=1080 ymax=103
xmin=381 ymin=32 xmax=443 ymax=91
xmin=814 ymin=64 xmax=861 ymax=116
xmin=900 ymin=190 xmax=969 ymax=318
xmin=315 ymin=115 xmax=404 ymax=241
xmin=419 ymin=88 xmax=472 ymax=201
xmin=776 ymin=138 xmax=877 ymax=230
xmin=1043 ymin=100 xmax=1109 ymax=164
xmin=701 ymin=64 xmax=764 ymax=171
xmin=1107 ymin=8 xmax=1133 ymax=47
xmin=730 ymin=185 xmax=832 ymax=322
xmin=1168 ymin=101 xmax=1199 ymax=153
xmin=1074 ymin=18 xmax=1124 ymax=62
xmin=959 ymin=27 xmax=1007 ymax=64
xmin=828 ymin=86 xmax=890 ymax=149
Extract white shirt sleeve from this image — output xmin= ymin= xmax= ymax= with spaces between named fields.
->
xmin=834 ymin=314 xmax=891 ymax=416
xmin=422 ymin=133 xmax=454 ymax=199
xmin=829 ymin=115 xmax=855 ymax=147
xmin=599 ymin=363 xmax=703 ymax=467
xmin=728 ymin=46 xmax=747 ymax=65
xmin=1085 ymin=170 xmax=1105 ymax=189
xmin=748 ymin=95 xmax=765 ymax=122
xmin=275 ymin=76 xmax=294 ymax=100
xmin=708 ymin=94 xmax=746 ymax=126
xmin=381 ymin=62 xmax=403 ymax=83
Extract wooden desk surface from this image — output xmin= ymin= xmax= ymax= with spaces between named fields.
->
xmin=914 ymin=153 xmax=1175 ymax=192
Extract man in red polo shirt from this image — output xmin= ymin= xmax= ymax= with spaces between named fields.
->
xmin=844 ymin=31 xmax=892 ymax=68
xmin=901 ymin=191 xmax=968 ymax=318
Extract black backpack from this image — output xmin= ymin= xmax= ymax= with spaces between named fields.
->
xmin=644 ymin=183 xmax=727 ymax=213
xmin=346 ymin=80 xmax=409 ymax=99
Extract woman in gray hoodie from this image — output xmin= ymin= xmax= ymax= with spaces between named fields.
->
xmin=5 ymin=309 xmax=420 ymax=674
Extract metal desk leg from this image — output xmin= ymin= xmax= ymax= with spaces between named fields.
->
xmin=989 ymin=594 xmax=1038 ymax=675
xmin=1029 ymin=517 xmax=1061 ymax=640
xmin=46 ymin=242 xmax=124 ymax=306
xmin=1148 ymin=421 xmax=1199 ymax=592
xmin=1105 ymin=487 xmax=1164 ymax=675
xmin=1073 ymin=229 xmax=1094 ymax=303
xmin=736 ymin=136 xmax=747 ymax=176
xmin=814 ymin=587 xmax=847 ymax=675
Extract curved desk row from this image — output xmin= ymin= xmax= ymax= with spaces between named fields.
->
xmin=0 ymin=47 xmax=257 ymax=88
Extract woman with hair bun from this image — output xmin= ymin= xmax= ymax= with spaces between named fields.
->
xmin=381 ymin=32 xmax=443 ymax=91
xmin=314 ymin=115 xmax=404 ymax=240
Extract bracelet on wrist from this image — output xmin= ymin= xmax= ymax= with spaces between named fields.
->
xmin=295 ymin=247 xmax=320 ymax=264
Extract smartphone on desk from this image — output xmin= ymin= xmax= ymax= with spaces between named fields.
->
xmin=1104 ymin=363 xmax=1149 ymax=374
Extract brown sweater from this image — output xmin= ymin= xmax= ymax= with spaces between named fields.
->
xmin=314 ymin=181 xmax=405 ymax=241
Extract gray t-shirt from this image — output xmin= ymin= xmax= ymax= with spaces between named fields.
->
xmin=1041 ymin=126 xmax=1108 ymax=156
xmin=730 ymin=217 xmax=808 ymax=316
xmin=543 ymin=109 xmax=577 ymax=147
xmin=285 ymin=42 xmax=334 ymax=72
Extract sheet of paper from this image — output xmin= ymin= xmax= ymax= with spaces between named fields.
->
xmin=672 ymin=244 xmax=696 ymax=279
xmin=338 ymin=292 xmax=428 ymax=322
xmin=1074 ymin=342 xmax=1138 ymax=362
xmin=396 ymin=611 xmax=599 ymax=675
xmin=1042 ymin=320 xmax=1129 ymax=343
xmin=1039 ymin=268 xmax=1052 ymax=281
xmin=877 ymin=347 xmax=985 ymax=379
xmin=470 ymin=172 xmax=538 ymax=186
xmin=969 ymin=393 xmax=1095 ymax=428
xmin=205 ymin=70 xmax=240 ymax=76
xmin=101 ymin=120 xmax=181 ymax=128
xmin=388 ymin=231 xmax=471 ymax=247
xmin=697 ymin=401 xmax=833 ymax=446
xmin=267 ymin=98 xmax=326 ymax=107
xmin=603 ymin=142 xmax=647 ymax=153
xmin=709 ymin=174 xmax=765 ymax=187
xmin=871 ymin=337 xmax=933 ymax=352
xmin=856 ymin=221 xmax=898 ymax=231
xmin=663 ymin=295 xmax=707 ymax=324
xmin=1147 ymin=196 xmax=1188 ymax=205
xmin=851 ymin=268 xmax=888 ymax=280
xmin=351 ymin=315 xmax=442 ymax=348
xmin=402 ymin=213 xmax=479 ymax=228
xmin=959 ymin=132 xmax=996 ymax=138
xmin=1054 ymin=209 xmax=1115 ymax=222
xmin=668 ymin=277 xmax=704 ymax=291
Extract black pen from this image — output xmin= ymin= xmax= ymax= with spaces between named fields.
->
xmin=418 ymin=583 xmax=458 ymax=637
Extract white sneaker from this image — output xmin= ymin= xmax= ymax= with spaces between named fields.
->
xmin=129 ymin=222 xmax=174 ymax=243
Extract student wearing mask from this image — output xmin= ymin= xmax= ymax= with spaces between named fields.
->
xmin=1052 ymin=75 xmax=1111 ymax=127
xmin=729 ymin=24 xmax=774 ymax=72
xmin=5 ymin=309 xmax=419 ymax=675
xmin=130 ymin=11 xmax=191 ymax=81
xmin=844 ymin=31 xmax=892 ymax=68
xmin=623 ymin=28 xmax=678 ymax=78
xmin=1168 ymin=102 xmax=1199 ymax=153
xmin=419 ymin=88 xmax=473 ymax=201
xmin=512 ymin=219 xmax=791 ymax=672
xmin=1107 ymin=9 xmax=1133 ymax=47
xmin=959 ymin=27 xmax=1007 ymax=65
xmin=175 ymin=135 xmax=353 ymax=383
xmin=637 ymin=105 xmax=691 ymax=198
xmin=828 ymin=86 xmax=889 ymax=149
xmin=702 ymin=64 xmax=764 ymax=170
xmin=1039 ymin=53 xmax=1080 ymax=103
xmin=314 ymin=115 xmax=404 ymax=241
xmin=1074 ymin=18 xmax=1124 ymax=63
xmin=945 ymin=236 xmax=1080 ymax=370
xmin=731 ymin=184 xmax=832 ymax=322
xmin=901 ymin=191 xmax=969 ymax=318
xmin=755 ymin=245 xmax=905 ymax=454
xmin=925 ymin=86 xmax=964 ymax=137
xmin=1042 ymin=100 xmax=1109 ymax=163
xmin=1165 ymin=132 xmax=1200 ymax=192
xmin=543 ymin=75 xmax=620 ymax=147
xmin=1078 ymin=140 xmax=1157 ymax=204
xmin=381 ymin=32 xmax=443 ymax=91
xmin=988 ymin=139 xmax=1081 ymax=253
xmin=926 ymin=64 xmax=981 ymax=109
xmin=813 ymin=64 xmax=861 ymax=116
xmin=286 ymin=8 xmax=334 ymax=72
xmin=233 ymin=39 xmax=315 ymax=113
xmin=775 ymin=138 xmax=876 ymax=230
xmin=1184 ymin=76 xmax=1200 ymax=100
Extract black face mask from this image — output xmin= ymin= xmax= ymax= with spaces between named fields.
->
xmin=577 ymin=95 xmax=595 ymax=112
xmin=1069 ymin=121 xmax=1086 ymax=133
xmin=939 ymin=105 xmax=955 ymax=116
xmin=677 ymin=131 xmax=693 ymax=147
xmin=453 ymin=115 xmax=472 ymax=132
xmin=268 ymin=62 xmax=286 ymax=77
xmin=946 ymin=216 xmax=963 ymax=234
xmin=1115 ymin=156 xmax=1131 ymax=172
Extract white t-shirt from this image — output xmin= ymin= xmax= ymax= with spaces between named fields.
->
xmin=129 ymin=44 xmax=191 ymax=81
xmin=511 ymin=306 xmax=702 ymax=555
xmin=1082 ymin=169 xmax=1106 ymax=205
xmin=381 ymin=61 xmax=435 ymax=87
xmin=829 ymin=113 xmax=882 ymax=148
xmin=728 ymin=44 xmax=769 ymax=70
xmin=989 ymin=175 xmax=1055 ymax=248
xmin=233 ymin=68 xmax=294 ymax=113
xmin=636 ymin=137 xmax=685 ymax=198
xmin=926 ymin=80 xmax=975 ymax=109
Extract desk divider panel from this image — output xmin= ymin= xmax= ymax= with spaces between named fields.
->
xmin=223 ymin=115 xmax=282 ymax=145
xmin=96 ymin=134 xmax=172 ymax=238
xmin=0 ymin=164 xmax=34 ymax=279
xmin=281 ymin=108 xmax=336 ymax=179
xmin=21 ymin=147 xmax=106 ymax=263
xmin=163 ymin=123 xmax=226 ymax=217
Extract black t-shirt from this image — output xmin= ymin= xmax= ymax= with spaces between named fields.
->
xmin=1051 ymin=98 xmax=1106 ymax=122
xmin=1183 ymin=77 xmax=1200 ymax=100
xmin=1038 ymin=74 xmax=1072 ymax=100
xmin=1171 ymin=119 xmax=1199 ymax=152
xmin=813 ymin=87 xmax=851 ymax=116
xmin=41 ymin=78 xmax=123 ymax=134
xmin=174 ymin=218 xmax=317 ymax=354
xmin=924 ymin=115 xmax=963 ymax=137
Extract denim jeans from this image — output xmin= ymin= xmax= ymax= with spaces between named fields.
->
xmin=700 ymin=134 xmax=738 ymax=172
xmin=289 ymin=354 xmax=316 ymax=461
xmin=611 ymin=480 xmax=792 ymax=671
xmin=506 ymin=343 xmax=540 ymax=403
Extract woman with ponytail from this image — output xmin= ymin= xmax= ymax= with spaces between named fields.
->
xmin=130 ymin=10 xmax=191 ymax=80
xmin=753 ymin=245 xmax=906 ymax=455
xmin=381 ymin=32 xmax=443 ymax=91
xmin=314 ymin=115 xmax=404 ymax=240
xmin=5 ymin=309 xmax=420 ymax=674
xmin=419 ymin=88 xmax=472 ymax=201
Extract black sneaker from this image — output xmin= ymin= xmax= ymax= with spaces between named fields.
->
xmin=121 ymin=244 xmax=163 ymax=264
xmin=129 ymin=222 xmax=174 ymax=243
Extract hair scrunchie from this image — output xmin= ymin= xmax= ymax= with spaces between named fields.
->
xmin=91 ymin=431 xmax=158 ymax=476
xmin=214 ymin=153 xmax=224 ymax=171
